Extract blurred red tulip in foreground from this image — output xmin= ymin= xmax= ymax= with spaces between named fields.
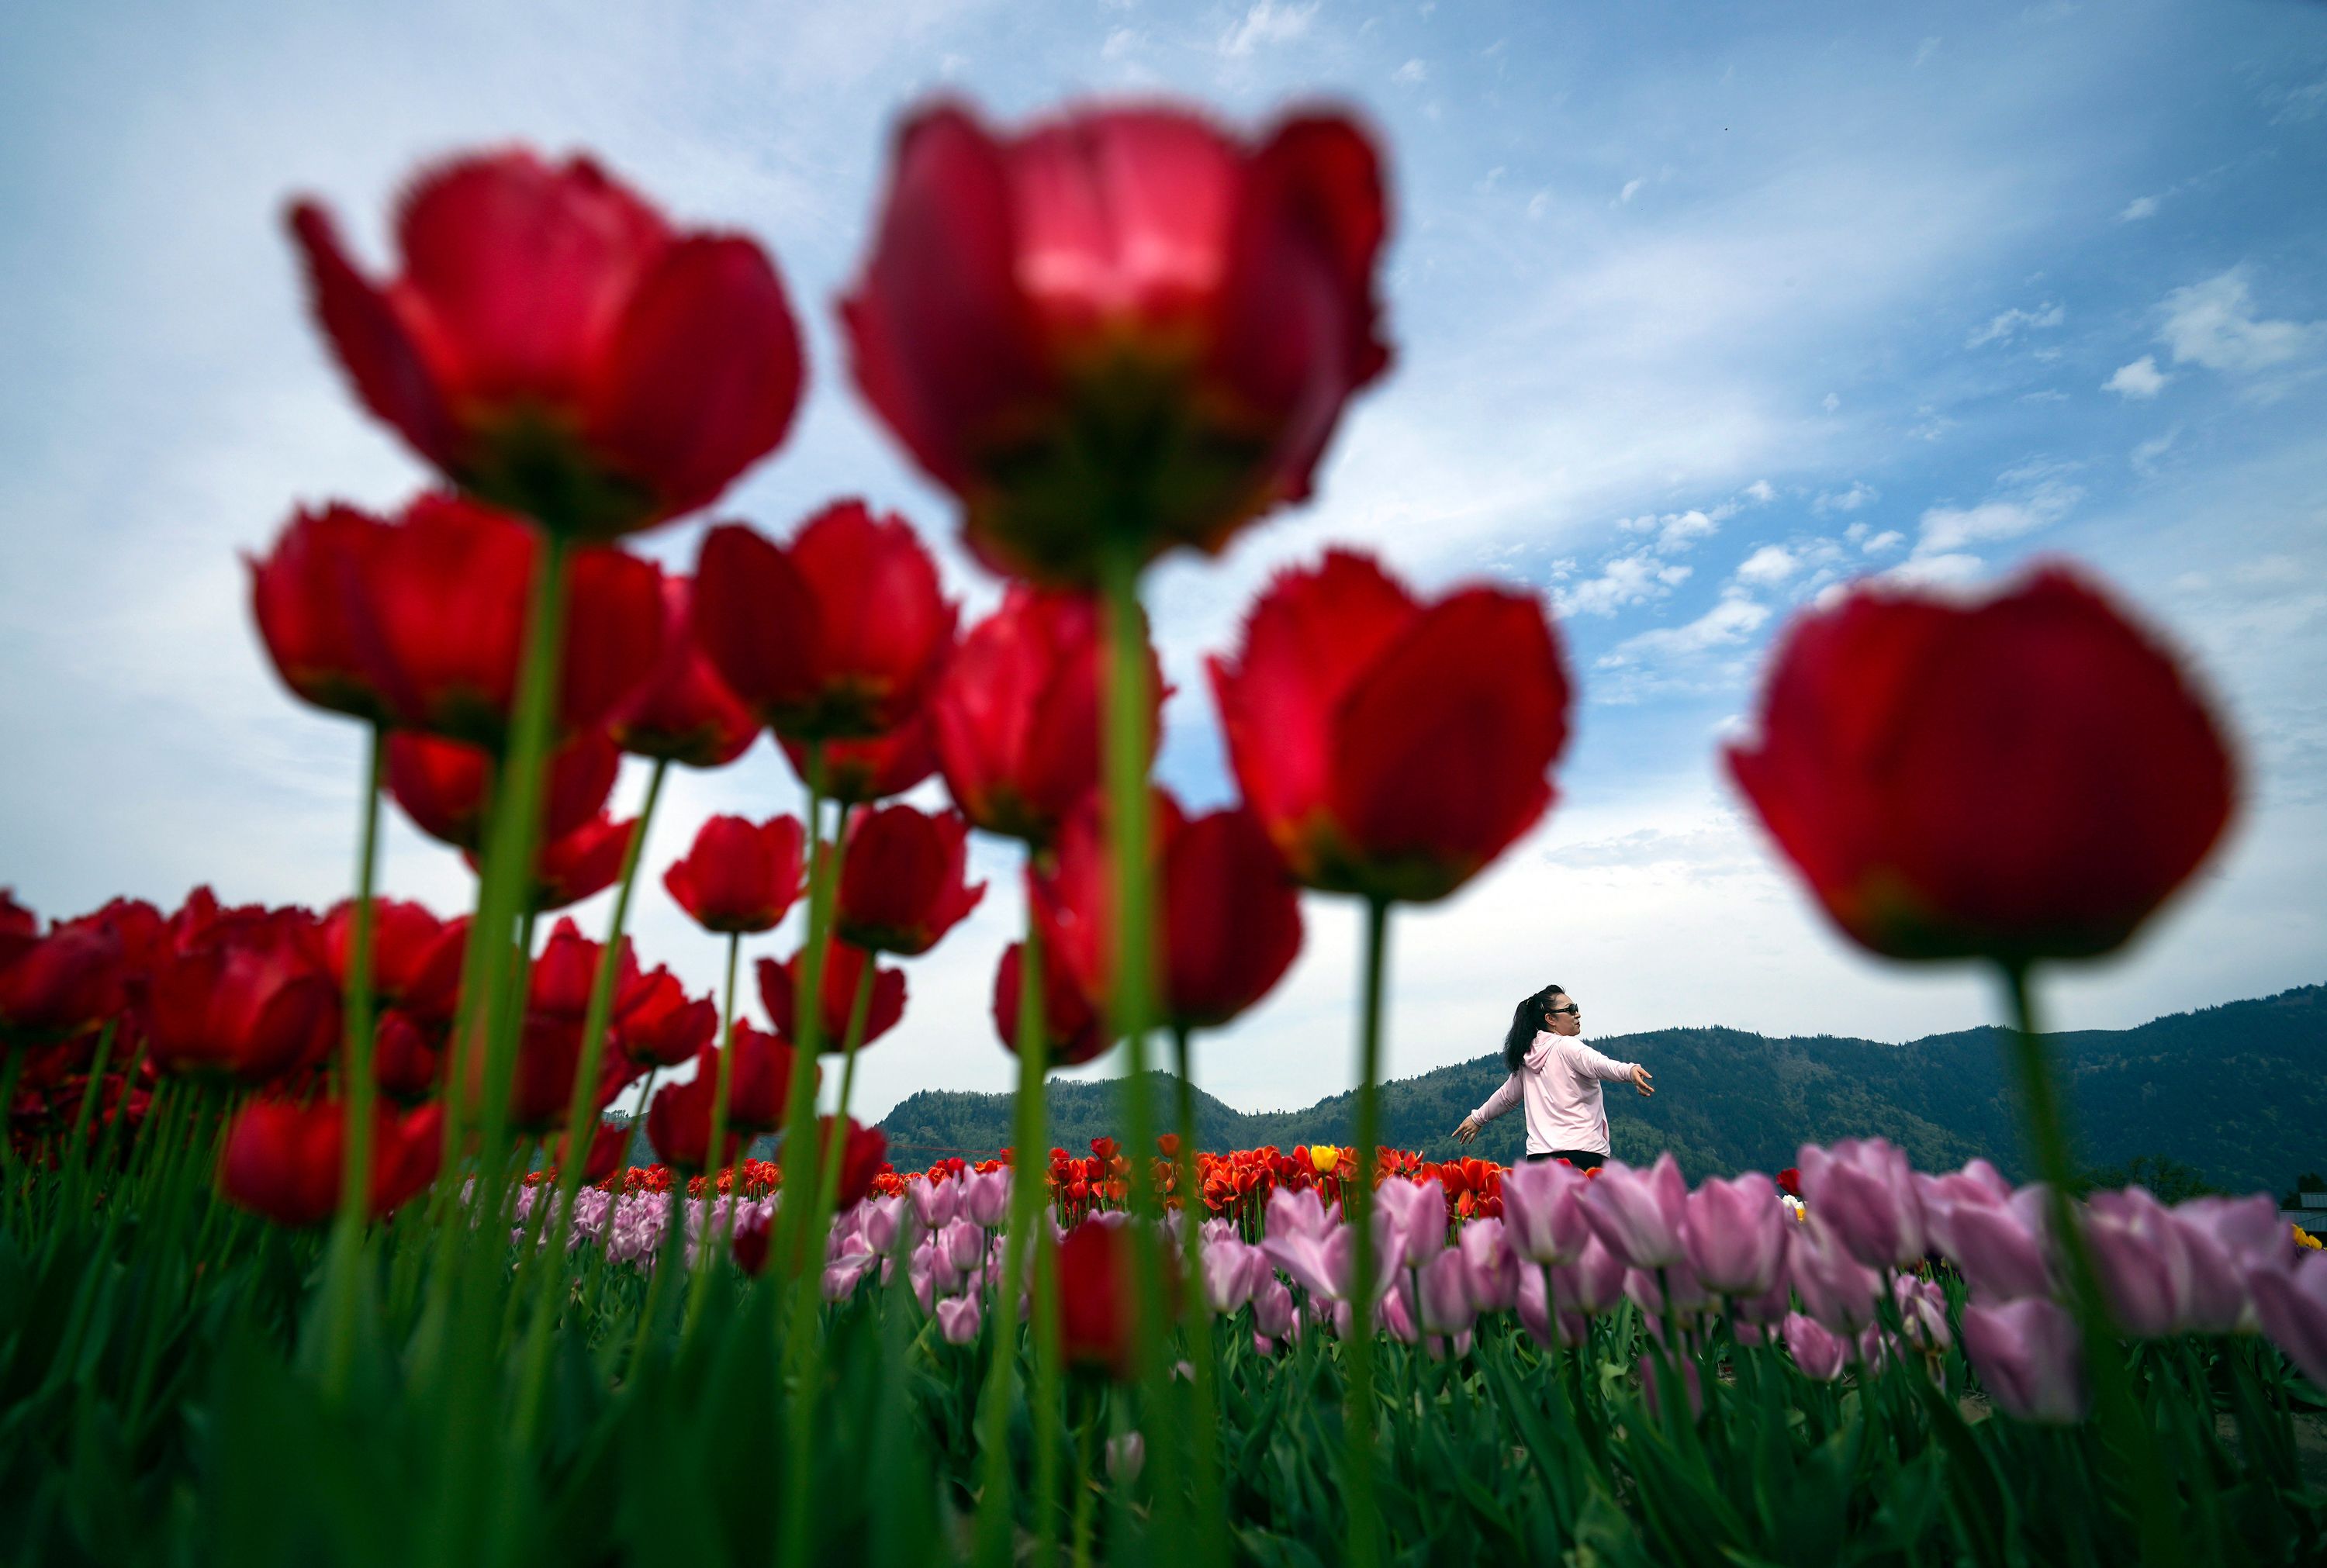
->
xmin=610 ymin=572 xmax=760 ymax=768
xmin=289 ymin=148 xmax=804 ymax=538
xmin=1211 ymin=550 xmax=1572 ymax=905
xmin=835 ymin=804 xmax=985 ymax=956
xmin=220 ymin=1097 xmax=444 ymax=1227
xmin=1725 ymin=564 xmax=2236 ymax=964
xmin=843 ymin=102 xmax=1392 ymax=583
xmin=662 ymin=814 xmax=806 ymax=934
xmin=757 ymin=944 xmax=906 ymax=1052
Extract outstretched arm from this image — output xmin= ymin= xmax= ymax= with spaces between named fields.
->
xmin=1454 ymin=1072 xmax=1523 ymax=1141
xmin=1569 ymin=1040 xmax=1656 ymax=1097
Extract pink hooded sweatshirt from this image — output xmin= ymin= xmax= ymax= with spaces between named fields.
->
xmin=1471 ymin=1031 xmax=1642 ymax=1156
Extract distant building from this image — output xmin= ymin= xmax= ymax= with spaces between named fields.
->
xmin=2280 ymin=1189 xmax=2327 ymax=1233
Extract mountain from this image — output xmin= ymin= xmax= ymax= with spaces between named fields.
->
xmin=876 ymin=983 xmax=2327 ymax=1193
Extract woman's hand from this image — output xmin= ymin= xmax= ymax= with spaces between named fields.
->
xmin=1631 ymin=1065 xmax=1655 ymax=1098
xmin=1452 ymin=1114 xmax=1482 ymax=1144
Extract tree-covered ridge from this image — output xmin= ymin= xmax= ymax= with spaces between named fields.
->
xmin=874 ymin=984 xmax=2326 ymax=1190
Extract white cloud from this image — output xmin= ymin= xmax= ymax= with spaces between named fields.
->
xmin=1966 ymin=300 xmax=2062 ymax=348
xmin=1914 ymin=475 xmax=2081 ymax=558
xmin=1734 ymin=544 xmax=1797 ymax=586
xmin=1743 ymin=479 xmax=1776 ymax=504
xmin=1814 ymin=480 xmax=1877 ymax=514
xmin=2157 ymin=268 xmax=2325 ymax=375
xmin=1101 ymin=28 xmax=1142 ymax=60
xmin=1219 ymin=0 xmax=1317 ymax=57
xmin=1617 ymin=178 xmax=1644 ymax=205
xmin=1821 ymin=392 xmax=1841 ymax=413
xmin=2131 ymin=427 xmax=2180 ymax=478
xmin=1393 ymin=57 xmax=1428 ymax=85
xmin=1862 ymin=530 xmax=1906 ymax=554
xmin=2104 ymin=354 xmax=2170 ymax=399
xmin=2118 ymin=194 xmax=2160 ymax=222
xmin=1914 ymin=36 xmax=1941 ymax=68
xmin=1555 ymin=553 xmax=1693 ymax=617
xmin=1600 ymin=594 xmax=1772 ymax=665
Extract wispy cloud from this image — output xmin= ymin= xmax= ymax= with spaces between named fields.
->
xmin=1219 ymin=0 xmax=1317 ymax=58
xmin=2104 ymin=354 xmax=2170 ymax=399
xmin=2157 ymin=268 xmax=2324 ymax=375
xmin=1966 ymin=300 xmax=2063 ymax=348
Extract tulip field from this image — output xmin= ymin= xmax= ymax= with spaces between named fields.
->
xmin=5 ymin=93 xmax=2324 ymax=1568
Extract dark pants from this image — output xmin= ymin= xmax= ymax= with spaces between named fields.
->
xmin=1523 ymin=1148 xmax=1606 ymax=1171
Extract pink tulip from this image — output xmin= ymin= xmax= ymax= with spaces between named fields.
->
xmin=1264 ymin=1185 xmax=1334 ymax=1241
xmin=1204 ymin=1237 xmax=1262 ymax=1315
xmin=961 ymin=1169 xmax=1011 ymax=1227
xmin=1962 ymin=1297 xmax=2088 ymax=1423
xmin=1782 ymin=1311 xmax=1848 ymax=1382
xmin=1932 ymin=1185 xmax=2056 ymax=1302
xmin=936 ymin=1292 xmax=983 ymax=1345
xmin=2176 ymin=1193 xmax=2290 ymax=1270
xmin=1624 ymin=1258 xmax=1710 ymax=1320
xmin=912 ymin=1174 xmax=959 ymax=1231
xmin=1459 ymin=1217 xmax=1520 ymax=1312
xmin=1563 ymin=1234 xmax=1630 ymax=1317
xmin=1262 ymin=1214 xmax=1351 ymax=1301
xmin=1892 ymin=1275 xmax=1952 ymax=1351
xmin=1253 ymin=1276 xmax=1297 ymax=1341
xmin=1682 ymin=1172 xmax=1786 ymax=1297
xmin=1500 ymin=1156 xmax=1593 ymax=1264
xmin=942 ymin=1217 xmax=984 ymax=1273
xmin=824 ymin=1256 xmax=875 ymax=1301
xmin=2249 ymin=1252 xmax=2327 ymax=1389
xmin=1416 ymin=1249 xmax=1478 ymax=1337
xmin=1580 ymin=1154 xmax=1689 ymax=1270
xmin=2084 ymin=1187 xmax=2191 ymax=1338
xmin=1796 ymin=1138 xmax=1926 ymax=1269
xmin=1105 ymin=1432 xmax=1145 ymax=1487
xmin=1376 ymin=1177 xmax=1448 ymax=1269
xmin=1788 ymin=1213 xmax=1883 ymax=1333
xmin=1377 ymin=1278 xmax=1419 ymax=1344
xmin=1516 ymin=1266 xmax=1588 ymax=1349
xmin=862 ymin=1194 xmax=911 ymax=1253
xmin=1734 ymin=1268 xmax=1794 ymax=1325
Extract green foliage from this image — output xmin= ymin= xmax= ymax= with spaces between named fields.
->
xmin=881 ymin=984 xmax=2327 ymax=1190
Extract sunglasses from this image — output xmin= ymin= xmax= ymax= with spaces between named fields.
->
xmin=1547 ymin=1003 xmax=1581 ymax=1017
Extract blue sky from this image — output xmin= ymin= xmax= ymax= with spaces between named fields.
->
xmin=2 ymin=0 xmax=2323 ymax=1128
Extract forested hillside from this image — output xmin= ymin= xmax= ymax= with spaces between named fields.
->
xmin=870 ymin=984 xmax=2327 ymax=1192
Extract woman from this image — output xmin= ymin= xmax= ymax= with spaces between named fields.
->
xmin=1450 ymin=984 xmax=1652 ymax=1169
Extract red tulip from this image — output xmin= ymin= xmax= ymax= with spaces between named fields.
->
xmin=288 ymin=147 xmax=804 ymax=538
xmin=1208 ymin=550 xmax=1572 ymax=904
xmin=692 ymin=502 xmax=956 ymax=741
xmin=662 ymin=813 xmax=807 ymax=934
xmin=220 ymin=1097 xmax=444 ymax=1227
xmin=0 ymin=889 xmax=36 ymax=962
xmin=612 ymin=966 xmax=719 ymax=1068
xmin=320 ymin=896 xmax=450 ymax=1008
xmin=787 ymin=1115 xmax=888 ymax=1210
xmin=646 ymin=1024 xmax=807 ymax=1168
xmin=1035 ymin=791 xmax=1302 ymax=1033
xmin=991 ymin=938 xmax=1111 ymax=1067
xmin=526 ymin=915 xmax=640 ymax=1021
xmin=610 ymin=572 xmax=759 ymax=768
xmin=755 ymin=944 xmax=905 ymax=1053
xmin=555 ymin=1118 xmax=632 ymax=1186
xmin=371 ymin=1008 xmax=444 ymax=1103
xmin=496 ymin=1013 xmax=640 ymax=1134
xmin=1724 ymin=563 xmax=2237 ymax=963
xmin=147 ymin=910 xmax=340 ymax=1083
xmin=0 ymin=904 xmax=141 ymax=1041
xmin=469 ymin=813 xmax=636 ymax=914
xmin=842 ymin=102 xmax=1392 ymax=583
xmin=1056 ymin=1216 xmax=1137 ymax=1376
xmin=835 ymin=804 xmax=986 ymax=956
xmin=932 ymin=586 xmax=1163 ymax=846
xmin=386 ymin=727 xmax=621 ymax=853
xmin=342 ymin=493 xmax=663 ymax=748
xmin=780 ymin=713 xmax=937 ymax=805
xmin=247 ymin=503 xmax=396 ymax=724
xmin=399 ymin=917 xmax=472 ymax=1027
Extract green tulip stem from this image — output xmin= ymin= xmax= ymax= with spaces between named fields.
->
xmin=1999 ymin=961 xmax=2184 ymax=1568
xmin=975 ymin=910 xmax=1055 ymax=1568
xmin=1095 ymin=533 xmax=1178 ymax=1535
xmin=777 ymin=741 xmax=834 ymax=1568
xmin=1173 ymin=1025 xmax=1228 ymax=1568
xmin=1345 ymin=893 xmax=1392 ymax=1568
xmin=322 ymin=723 xmax=386 ymax=1402
xmin=811 ymin=957 xmax=877 ymax=1224
xmin=686 ymin=930 xmax=745 ymax=1332
xmin=513 ymin=754 xmax=666 ymax=1442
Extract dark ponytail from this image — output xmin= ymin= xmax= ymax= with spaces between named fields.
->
xmin=1503 ymin=985 xmax=1563 ymax=1072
